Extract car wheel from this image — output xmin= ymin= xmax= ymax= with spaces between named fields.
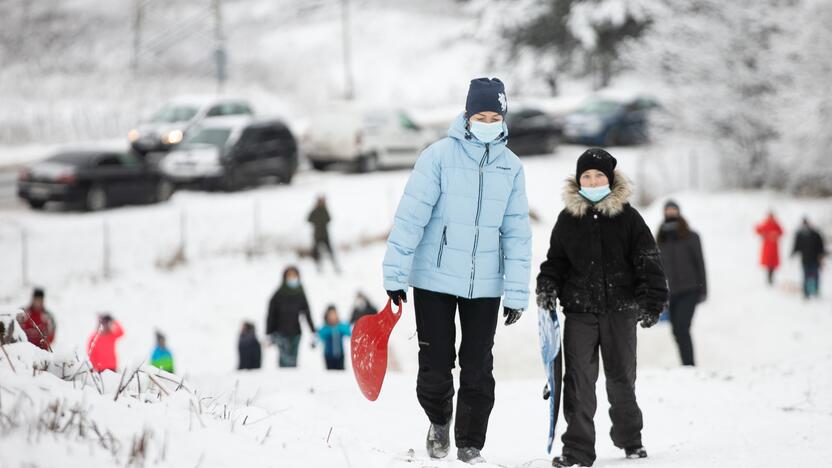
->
xmin=155 ymin=179 xmax=175 ymax=203
xmin=311 ymin=161 xmax=331 ymax=171
xmin=222 ymin=170 xmax=241 ymax=192
xmin=603 ymin=127 xmax=619 ymax=147
xmin=85 ymin=185 xmax=108 ymax=212
xmin=27 ymin=199 xmax=46 ymax=210
xmin=356 ymin=153 xmax=378 ymax=173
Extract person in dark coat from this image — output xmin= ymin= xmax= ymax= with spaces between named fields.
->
xmin=238 ymin=321 xmax=262 ymax=370
xmin=308 ymin=195 xmax=341 ymax=273
xmin=349 ymin=291 xmax=377 ymax=324
xmin=266 ymin=266 xmax=316 ymax=368
xmin=536 ymin=148 xmax=668 ymax=467
xmin=792 ymin=217 xmax=827 ymax=299
xmin=656 ymin=200 xmax=707 ymax=366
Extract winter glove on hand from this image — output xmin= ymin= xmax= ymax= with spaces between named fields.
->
xmin=639 ymin=310 xmax=660 ymax=329
xmin=503 ymin=307 xmax=523 ymax=326
xmin=386 ymin=289 xmax=407 ymax=306
xmin=535 ymin=277 xmax=558 ymax=311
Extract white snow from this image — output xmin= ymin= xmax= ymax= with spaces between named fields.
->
xmin=1 ymin=142 xmax=831 ymax=467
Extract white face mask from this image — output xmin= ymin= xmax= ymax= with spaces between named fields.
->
xmin=579 ymin=184 xmax=611 ymax=203
xmin=469 ymin=120 xmax=504 ymax=143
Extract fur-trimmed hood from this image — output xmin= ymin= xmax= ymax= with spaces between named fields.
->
xmin=563 ymin=170 xmax=632 ymax=218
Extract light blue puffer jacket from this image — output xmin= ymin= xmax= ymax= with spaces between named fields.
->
xmin=382 ymin=113 xmax=532 ymax=309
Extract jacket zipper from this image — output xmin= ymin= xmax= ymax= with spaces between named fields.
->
xmin=499 ymin=242 xmax=504 ymax=274
xmin=437 ymin=225 xmax=447 ymax=267
xmin=469 ymin=144 xmax=489 ymax=297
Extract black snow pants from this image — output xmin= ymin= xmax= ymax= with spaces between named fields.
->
xmin=413 ymin=287 xmax=500 ymax=450
xmin=561 ymin=311 xmax=643 ymax=465
xmin=668 ymin=291 xmax=698 ymax=366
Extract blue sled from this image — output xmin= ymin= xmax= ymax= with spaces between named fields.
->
xmin=538 ymin=307 xmax=563 ymax=454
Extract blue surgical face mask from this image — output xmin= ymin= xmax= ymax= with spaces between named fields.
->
xmin=286 ymin=278 xmax=300 ymax=288
xmin=469 ymin=120 xmax=504 ymax=143
xmin=579 ymin=185 xmax=611 ymax=203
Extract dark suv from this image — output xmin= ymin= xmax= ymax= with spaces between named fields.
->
xmin=159 ymin=116 xmax=298 ymax=190
xmin=17 ymin=147 xmax=174 ymax=211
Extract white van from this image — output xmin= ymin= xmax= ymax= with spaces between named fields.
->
xmin=304 ymin=106 xmax=437 ymax=172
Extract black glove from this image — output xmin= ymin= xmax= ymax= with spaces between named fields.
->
xmin=386 ymin=289 xmax=407 ymax=306
xmin=639 ymin=310 xmax=660 ymax=328
xmin=503 ymin=307 xmax=523 ymax=326
xmin=535 ymin=277 xmax=558 ymax=311
xmin=698 ymin=290 xmax=707 ymax=304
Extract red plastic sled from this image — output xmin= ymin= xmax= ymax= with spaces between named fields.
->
xmin=350 ymin=298 xmax=403 ymax=401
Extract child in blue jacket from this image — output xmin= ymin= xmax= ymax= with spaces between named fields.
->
xmin=317 ymin=305 xmax=351 ymax=370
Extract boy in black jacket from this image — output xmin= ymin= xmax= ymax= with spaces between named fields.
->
xmin=536 ymin=148 xmax=668 ymax=467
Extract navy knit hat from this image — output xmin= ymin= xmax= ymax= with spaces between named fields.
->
xmin=576 ymin=148 xmax=617 ymax=186
xmin=465 ymin=78 xmax=508 ymax=117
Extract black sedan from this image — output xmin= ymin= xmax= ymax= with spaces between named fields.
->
xmin=506 ymin=108 xmax=562 ymax=156
xmin=17 ymin=148 xmax=175 ymax=211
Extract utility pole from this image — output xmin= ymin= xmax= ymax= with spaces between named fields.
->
xmin=213 ymin=0 xmax=227 ymax=95
xmin=341 ymin=0 xmax=355 ymax=100
xmin=132 ymin=0 xmax=144 ymax=74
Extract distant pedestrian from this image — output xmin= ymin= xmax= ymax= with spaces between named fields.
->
xmin=238 ymin=321 xmax=262 ymax=370
xmin=150 ymin=331 xmax=175 ymax=373
xmin=755 ymin=212 xmax=783 ymax=285
xmin=308 ymin=195 xmax=341 ymax=273
xmin=792 ymin=217 xmax=826 ymax=299
xmin=16 ymin=287 xmax=56 ymax=351
xmin=266 ymin=266 xmax=316 ymax=368
xmin=349 ymin=291 xmax=377 ymax=324
xmin=317 ymin=305 xmax=352 ymax=370
xmin=656 ymin=200 xmax=707 ymax=366
xmin=87 ymin=314 xmax=124 ymax=372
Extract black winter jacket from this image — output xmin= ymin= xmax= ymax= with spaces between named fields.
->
xmin=237 ymin=331 xmax=262 ymax=370
xmin=266 ymin=284 xmax=316 ymax=337
xmin=792 ymin=226 xmax=826 ymax=267
xmin=657 ymin=221 xmax=707 ymax=298
xmin=537 ymin=172 xmax=668 ymax=315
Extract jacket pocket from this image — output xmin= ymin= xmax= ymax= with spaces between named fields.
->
xmin=437 ymin=225 xmax=448 ymax=268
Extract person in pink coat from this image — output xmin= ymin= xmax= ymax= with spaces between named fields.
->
xmin=87 ymin=314 xmax=124 ymax=372
xmin=755 ymin=212 xmax=783 ymax=285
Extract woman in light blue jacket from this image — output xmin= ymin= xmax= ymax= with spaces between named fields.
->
xmin=383 ymin=78 xmax=532 ymax=464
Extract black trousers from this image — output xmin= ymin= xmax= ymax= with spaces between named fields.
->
xmin=413 ymin=287 xmax=500 ymax=450
xmin=669 ymin=291 xmax=698 ymax=366
xmin=562 ymin=311 xmax=643 ymax=465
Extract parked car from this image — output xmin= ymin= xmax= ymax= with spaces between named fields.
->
xmin=304 ymin=106 xmax=436 ymax=172
xmin=159 ymin=116 xmax=298 ymax=191
xmin=505 ymin=107 xmax=562 ymax=156
xmin=562 ymin=95 xmax=658 ymax=146
xmin=128 ymin=95 xmax=254 ymax=154
xmin=17 ymin=146 xmax=174 ymax=211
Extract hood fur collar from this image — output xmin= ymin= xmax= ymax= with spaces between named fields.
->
xmin=563 ymin=170 xmax=632 ymax=218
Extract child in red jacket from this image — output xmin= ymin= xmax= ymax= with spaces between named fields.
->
xmin=87 ymin=314 xmax=124 ymax=372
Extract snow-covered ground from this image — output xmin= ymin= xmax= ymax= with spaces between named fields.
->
xmin=1 ymin=144 xmax=831 ymax=467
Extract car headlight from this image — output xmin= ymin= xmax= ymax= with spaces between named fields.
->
xmin=163 ymin=130 xmax=184 ymax=145
xmin=128 ymin=129 xmax=139 ymax=142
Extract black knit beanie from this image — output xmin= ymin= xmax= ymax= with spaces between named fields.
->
xmin=576 ymin=148 xmax=617 ymax=186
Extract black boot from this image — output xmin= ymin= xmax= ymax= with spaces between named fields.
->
xmin=457 ymin=447 xmax=486 ymax=464
xmin=553 ymin=455 xmax=592 ymax=467
xmin=625 ymin=446 xmax=648 ymax=459
xmin=426 ymin=422 xmax=450 ymax=459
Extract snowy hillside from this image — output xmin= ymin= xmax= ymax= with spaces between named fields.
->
xmin=1 ymin=144 xmax=831 ymax=466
